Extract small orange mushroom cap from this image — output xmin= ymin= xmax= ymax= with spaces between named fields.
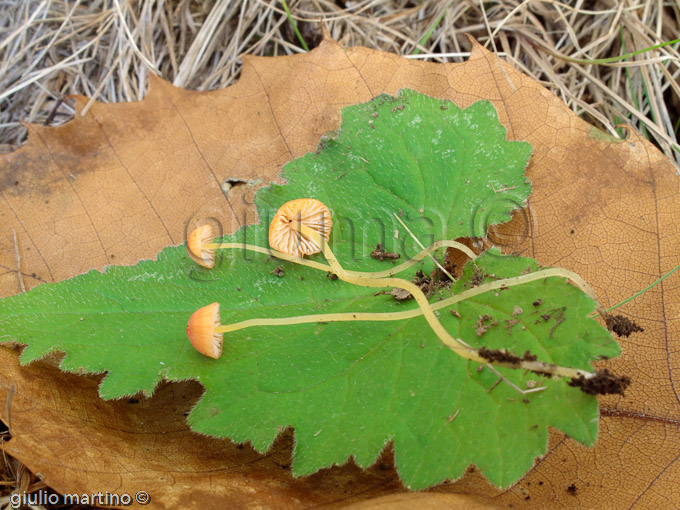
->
xmin=187 ymin=224 xmax=215 ymax=268
xmin=269 ymin=198 xmax=333 ymax=257
xmin=186 ymin=302 xmax=223 ymax=359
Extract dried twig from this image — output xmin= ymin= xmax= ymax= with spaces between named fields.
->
xmin=12 ymin=230 xmax=25 ymax=293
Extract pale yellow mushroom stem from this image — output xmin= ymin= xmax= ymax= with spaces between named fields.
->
xmin=205 ymin=239 xmax=478 ymax=279
xmin=208 ymin=230 xmax=602 ymax=379
xmin=287 ymin=224 xmax=595 ymax=380
xmin=216 ymin=266 xmax=605 ymax=333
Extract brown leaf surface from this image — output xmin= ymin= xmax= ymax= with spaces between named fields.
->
xmin=1 ymin=37 xmax=679 ymax=509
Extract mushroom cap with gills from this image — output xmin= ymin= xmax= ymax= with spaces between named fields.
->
xmin=186 ymin=302 xmax=223 ymax=359
xmin=187 ymin=224 xmax=216 ymax=268
xmin=268 ymin=198 xmax=333 ymax=257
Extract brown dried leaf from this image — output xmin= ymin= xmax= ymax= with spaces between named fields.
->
xmin=1 ymin=37 xmax=678 ymax=508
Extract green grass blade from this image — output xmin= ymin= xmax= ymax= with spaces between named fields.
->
xmin=281 ymin=0 xmax=309 ymax=52
xmin=607 ymin=262 xmax=680 ymax=312
xmin=411 ymin=2 xmax=451 ymax=56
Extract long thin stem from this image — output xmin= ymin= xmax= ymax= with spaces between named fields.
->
xmin=606 ymin=261 xmax=680 ymax=312
xmin=206 ymin=242 xmax=329 ymax=272
xmin=207 ymin=241 xmax=604 ymax=316
xmin=206 ymin=239 xmax=477 ymax=278
xmin=280 ymin=0 xmax=309 ymax=51
xmin=207 ymin=230 xmax=602 ymax=379
xmin=297 ymin=225 xmax=594 ymax=380
xmin=216 ymin=266 xmax=604 ymax=333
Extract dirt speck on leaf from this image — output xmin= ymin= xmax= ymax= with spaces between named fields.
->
xmin=470 ymin=265 xmax=485 ymax=288
xmin=568 ymin=369 xmax=631 ymax=395
xmin=538 ymin=307 xmax=566 ymax=338
xmin=478 ymin=347 xmax=537 ymax=364
xmin=389 ymin=287 xmax=413 ymax=301
xmin=271 ymin=266 xmax=284 ymax=277
xmin=370 ymin=243 xmax=400 ymax=261
xmin=475 ymin=314 xmax=498 ymax=337
xmin=605 ymin=315 xmax=643 ymax=337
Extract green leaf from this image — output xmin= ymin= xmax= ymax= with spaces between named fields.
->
xmin=0 ymin=89 xmax=621 ymax=489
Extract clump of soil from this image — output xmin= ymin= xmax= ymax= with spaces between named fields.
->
xmin=389 ymin=287 xmax=412 ymax=300
xmin=605 ymin=314 xmax=643 ymax=337
xmin=370 ymin=243 xmax=400 ymax=261
xmin=271 ymin=266 xmax=284 ymax=277
xmin=475 ymin=314 xmax=498 ymax=337
xmin=470 ymin=264 xmax=485 ymax=287
xmin=422 ymin=267 xmax=454 ymax=296
xmin=326 ymin=271 xmax=338 ymax=280
xmin=568 ymin=369 xmax=631 ymax=395
xmin=478 ymin=346 xmax=537 ymax=364
xmin=386 ymin=268 xmax=453 ymax=301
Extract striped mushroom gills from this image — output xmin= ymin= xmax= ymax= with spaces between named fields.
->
xmin=268 ymin=198 xmax=333 ymax=257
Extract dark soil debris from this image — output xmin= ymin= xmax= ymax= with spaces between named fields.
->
xmin=605 ymin=314 xmax=644 ymax=337
xmin=522 ymin=350 xmax=537 ymax=362
xmin=568 ymin=368 xmax=631 ymax=395
xmin=387 ymin=270 xmax=435 ymax=300
xmin=389 ymin=287 xmax=413 ymax=300
xmin=326 ymin=271 xmax=338 ymax=280
xmin=479 ymin=346 xmax=521 ymax=364
xmin=533 ymin=299 xmax=542 ymax=307
xmin=567 ymin=484 xmax=578 ymax=495
xmin=370 ymin=243 xmax=400 ymax=261
xmin=475 ymin=314 xmax=498 ymax=337
xmin=478 ymin=347 xmax=537 ymax=364
xmin=431 ymin=266 xmax=453 ymax=284
xmin=538 ymin=307 xmax=566 ymax=338
xmin=271 ymin=266 xmax=285 ymax=277
xmin=470 ymin=264 xmax=485 ymax=287
xmin=419 ymin=267 xmax=454 ymax=297
xmin=505 ymin=318 xmax=520 ymax=334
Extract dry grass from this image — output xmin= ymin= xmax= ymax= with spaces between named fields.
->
xmin=0 ymin=0 xmax=679 ymax=506
xmin=1 ymin=1 xmax=679 ymax=165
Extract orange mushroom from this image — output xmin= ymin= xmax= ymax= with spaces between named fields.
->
xmin=268 ymin=198 xmax=333 ymax=257
xmin=187 ymin=224 xmax=216 ymax=269
xmin=186 ymin=302 xmax=223 ymax=359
